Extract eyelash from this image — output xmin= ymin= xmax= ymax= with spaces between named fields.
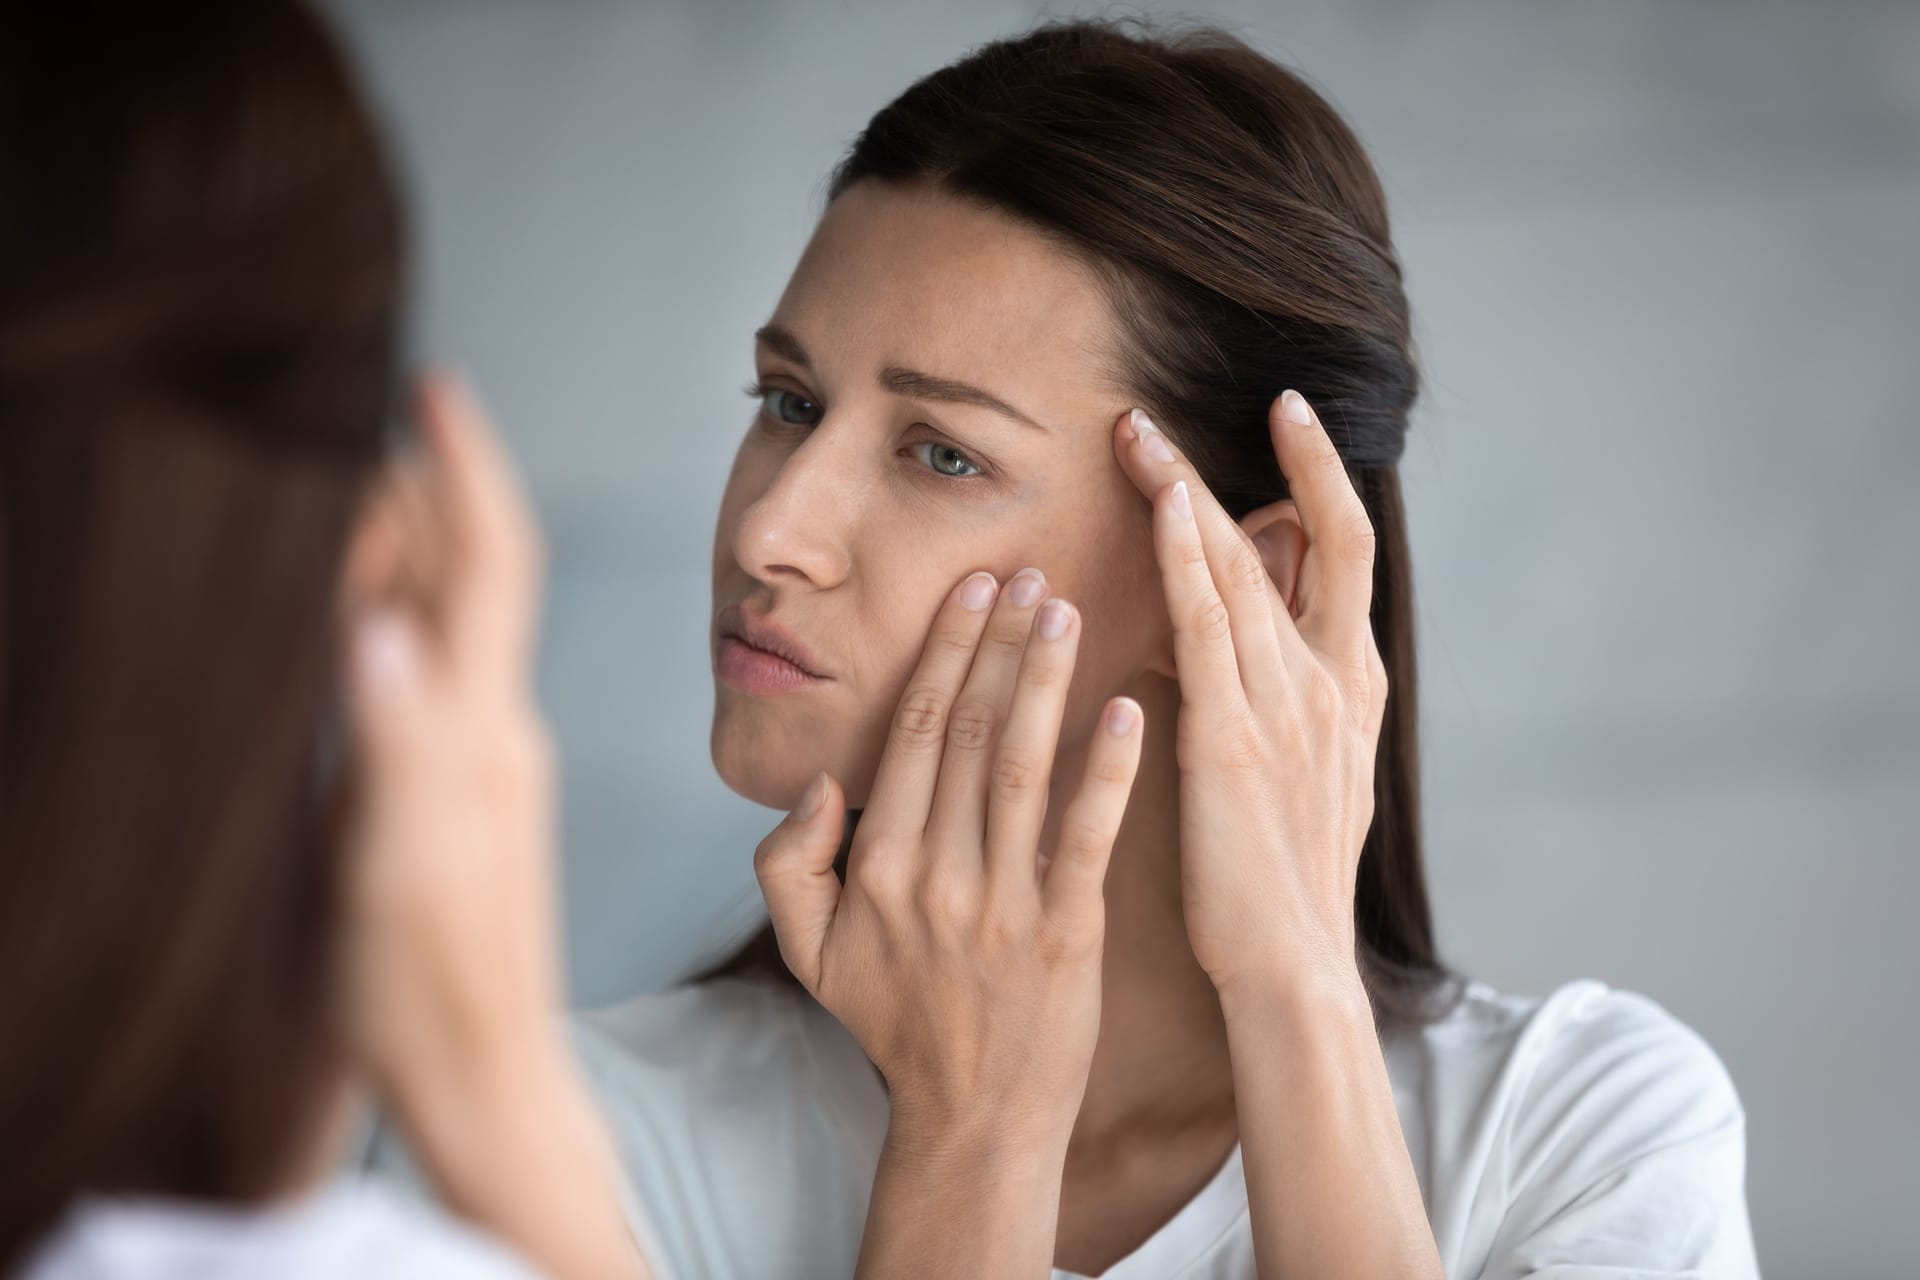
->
xmin=742 ymin=380 xmax=989 ymax=481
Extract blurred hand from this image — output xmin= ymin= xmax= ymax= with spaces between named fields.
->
xmin=337 ymin=371 xmax=558 ymax=1097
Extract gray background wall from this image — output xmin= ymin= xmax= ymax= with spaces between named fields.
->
xmin=322 ymin=3 xmax=1918 ymax=1275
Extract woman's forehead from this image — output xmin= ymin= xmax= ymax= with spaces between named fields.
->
xmin=771 ymin=184 xmax=1128 ymax=431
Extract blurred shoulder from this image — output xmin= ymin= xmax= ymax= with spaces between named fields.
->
xmin=19 ymin=1182 xmax=537 ymax=1280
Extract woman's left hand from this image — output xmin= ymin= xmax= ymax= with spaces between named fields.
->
xmin=1113 ymin=390 xmax=1388 ymax=999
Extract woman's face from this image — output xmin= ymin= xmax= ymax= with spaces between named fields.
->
xmin=710 ymin=181 xmax=1169 ymax=810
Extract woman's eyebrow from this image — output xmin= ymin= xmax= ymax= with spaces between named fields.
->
xmin=879 ymin=367 xmax=1047 ymax=433
xmin=754 ymin=323 xmax=812 ymax=368
xmin=755 ymin=321 xmax=1047 ymax=433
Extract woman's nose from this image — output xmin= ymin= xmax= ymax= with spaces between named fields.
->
xmin=730 ymin=432 xmax=854 ymax=591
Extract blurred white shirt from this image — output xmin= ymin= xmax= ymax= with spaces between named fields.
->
xmin=20 ymin=1179 xmax=538 ymax=1280
xmin=546 ymin=975 xmax=1760 ymax=1280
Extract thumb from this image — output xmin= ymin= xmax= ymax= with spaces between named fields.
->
xmin=752 ymin=772 xmax=846 ymax=993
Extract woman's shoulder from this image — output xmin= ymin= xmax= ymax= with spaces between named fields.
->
xmin=19 ymin=1181 xmax=536 ymax=1280
xmin=1403 ymin=976 xmax=1742 ymax=1123
xmin=1392 ymin=976 xmax=1756 ymax=1274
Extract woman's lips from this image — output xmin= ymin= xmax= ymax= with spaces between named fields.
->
xmin=713 ymin=604 xmax=831 ymax=695
xmin=715 ymin=635 xmax=826 ymax=694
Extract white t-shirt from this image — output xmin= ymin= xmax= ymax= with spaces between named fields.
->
xmin=18 ymin=1179 xmax=539 ymax=1280
xmin=552 ymin=975 xmax=1759 ymax=1280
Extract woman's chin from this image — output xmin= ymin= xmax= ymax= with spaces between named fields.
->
xmin=710 ymin=724 xmax=817 ymax=811
xmin=710 ymin=727 xmax=875 ymax=813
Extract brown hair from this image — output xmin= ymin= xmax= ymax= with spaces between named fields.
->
xmin=0 ymin=1 xmax=405 ymax=1267
xmin=701 ymin=20 xmax=1454 ymax=1022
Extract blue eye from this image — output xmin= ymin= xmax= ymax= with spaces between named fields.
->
xmin=758 ymin=386 xmax=822 ymax=427
xmin=911 ymin=441 xmax=982 ymax=478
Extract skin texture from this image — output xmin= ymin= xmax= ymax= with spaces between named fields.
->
xmin=719 ymin=183 xmax=1442 ymax=1278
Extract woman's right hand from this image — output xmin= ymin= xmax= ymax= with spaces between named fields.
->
xmin=339 ymin=372 xmax=647 ymax=1280
xmin=753 ymin=568 xmax=1144 ymax=1277
xmin=339 ymin=372 xmax=558 ymax=1104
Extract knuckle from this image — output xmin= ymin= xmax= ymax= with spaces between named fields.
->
xmin=1056 ymin=815 xmax=1110 ymax=862
xmin=848 ymin=852 xmax=905 ymax=903
xmin=929 ymin=622 xmax=980 ymax=660
xmin=915 ymin=874 xmax=973 ymax=928
xmin=1226 ymin=545 xmax=1272 ymax=594
xmin=1037 ymin=914 xmax=1100 ymax=965
xmin=751 ymin=835 xmax=784 ymax=879
xmin=1017 ymin=651 xmax=1066 ymax=690
xmin=991 ymin=744 xmax=1044 ymax=798
xmin=946 ymin=698 xmax=999 ymax=752
xmin=892 ymin=687 xmax=949 ymax=747
xmin=1189 ymin=594 xmax=1234 ymax=645
xmin=1220 ymin=726 xmax=1268 ymax=773
xmin=1341 ymin=513 xmax=1378 ymax=566
xmin=1304 ymin=669 xmax=1345 ymax=721
xmin=982 ymin=621 xmax=1030 ymax=659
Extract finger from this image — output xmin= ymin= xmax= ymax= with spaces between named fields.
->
xmin=983 ymin=597 xmax=1081 ymax=888
xmin=342 ymin=608 xmax=431 ymax=763
xmin=1268 ymin=390 xmax=1375 ymax=663
xmin=924 ymin=567 xmax=1051 ymax=860
xmin=752 ymin=772 xmax=847 ymax=994
xmin=416 ymin=369 xmax=544 ymax=683
xmin=1042 ymin=697 xmax=1143 ymax=922
xmin=861 ymin=571 xmax=999 ymax=842
xmin=1115 ymin=409 xmax=1298 ymax=700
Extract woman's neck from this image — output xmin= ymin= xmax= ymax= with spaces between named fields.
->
xmin=1046 ymin=673 xmax=1237 ymax=1145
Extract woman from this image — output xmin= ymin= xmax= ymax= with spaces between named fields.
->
xmin=0 ymin=4 xmax=656 ymax=1276
xmin=1 ymin=7 xmax=1138 ymax=1276
xmin=558 ymin=20 xmax=1761 ymax=1279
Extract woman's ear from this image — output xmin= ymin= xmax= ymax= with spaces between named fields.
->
xmin=1140 ymin=499 xmax=1307 ymax=681
xmin=1241 ymin=500 xmax=1307 ymax=617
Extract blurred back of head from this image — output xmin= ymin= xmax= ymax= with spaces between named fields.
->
xmin=0 ymin=0 xmax=405 ymax=1265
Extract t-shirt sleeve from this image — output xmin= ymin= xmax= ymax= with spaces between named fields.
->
xmin=1476 ymin=987 xmax=1760 ymax=1279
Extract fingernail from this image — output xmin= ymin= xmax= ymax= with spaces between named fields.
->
xmin=793 ymin=771 xmax=827 ymax=821
xmin=1038 ymin=598 xmax=1072 ymax=640
xmin=958 ymin=572 xmax=998 ymax=611
xmin=1105 ymin=699 xmax=1139 ymax=736
xmin=1170 ymin=480 xmax=1192 ymax=521
xmin=353 ymin=612 xmax=417 ymax=692
xmin=1133 ymin=410 xmax=1175 ymax=462
xmin=1008 ymin=568 xmax=1046 ymax=608
xmin=1279 ymin=389 xmax=1312 ymax=426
